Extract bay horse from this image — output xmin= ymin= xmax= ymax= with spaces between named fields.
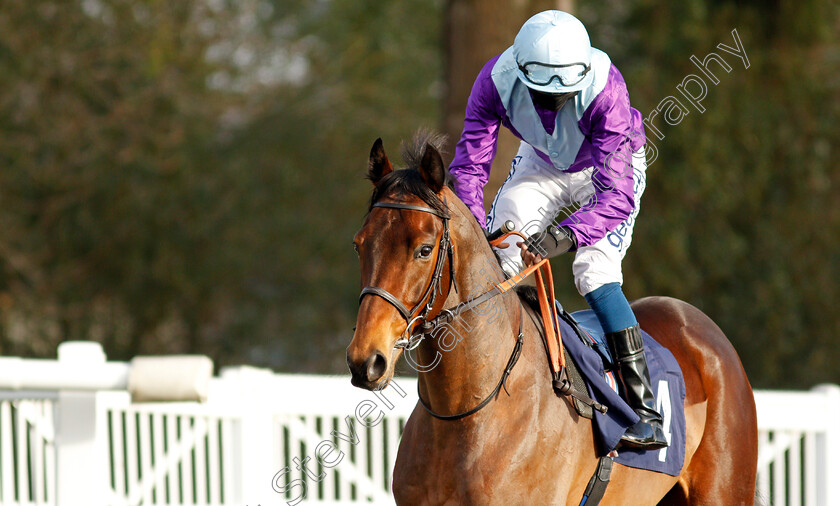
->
xmin=347 ymin=133 xmax=758 ymax=505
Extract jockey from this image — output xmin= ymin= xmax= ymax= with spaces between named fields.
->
xmin=449 ymin=10 xmax=667 ymax=449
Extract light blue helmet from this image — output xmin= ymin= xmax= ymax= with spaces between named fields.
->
xmin=513 ymin=11 xmax=594 ymax=94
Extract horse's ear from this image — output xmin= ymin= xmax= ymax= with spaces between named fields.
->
xmin=419 ymin=143 xmax=446 ymax=193
xmin=368 ymin=138 xmax=393 ymax=185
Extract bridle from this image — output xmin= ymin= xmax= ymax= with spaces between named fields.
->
xmin=358 ymin=199 xmax=524 ymax=421
xmin=358 ymin=201 xmax=457 ymax=350
xmin=357 ymin=198 xmax=604 ymax=421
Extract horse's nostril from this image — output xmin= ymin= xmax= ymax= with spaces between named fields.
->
xmin=366 ymin=352 xmax=388 ymax=382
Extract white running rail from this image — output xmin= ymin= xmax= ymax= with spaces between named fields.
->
xmin=0 ymin=343 xmax=837 ymax=506
xmin=755 ymin=385 xmax=840 ymax=506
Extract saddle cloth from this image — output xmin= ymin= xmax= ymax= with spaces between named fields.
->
xmin=561 ymin=309 xmax=687 ymax=477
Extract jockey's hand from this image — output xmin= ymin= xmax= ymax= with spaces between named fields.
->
xmin=522 ymin=226 xmax=576 ymax=262
xmin=517 ymin=241 xmax=542 ymax=267
xmin=494 ymin=236 xmax=543 ymax=267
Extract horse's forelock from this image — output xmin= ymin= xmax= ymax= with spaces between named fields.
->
xmin=367 ymin=130 xmax=453 ymax=216
xmin=368 ymin=168 xmax=449 ymax=216
xmin=400 ymin=129 xmax=447 ymax=172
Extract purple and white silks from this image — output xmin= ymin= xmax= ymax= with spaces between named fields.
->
xmin=449 ymin=49 xmax=647 ymax=248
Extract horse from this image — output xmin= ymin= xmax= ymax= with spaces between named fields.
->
xmin=346 ymin=132 xmax=758 ymax=505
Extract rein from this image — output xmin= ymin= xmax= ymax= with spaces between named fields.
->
xmin=418 ymin=307 xmax=524 ymax=421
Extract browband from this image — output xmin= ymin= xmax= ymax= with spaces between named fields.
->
xmin=372 ymin=202 xmax=451 ymax=220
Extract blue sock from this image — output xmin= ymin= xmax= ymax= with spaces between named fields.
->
xmin=583 ymin=283 xmax=637 ymax=333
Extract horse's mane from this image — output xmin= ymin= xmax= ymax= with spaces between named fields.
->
xmin=368 ymin=130 xmax=455 ymax=217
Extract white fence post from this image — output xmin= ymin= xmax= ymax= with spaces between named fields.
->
xmin=54 ymin=391 xmax=108 ymax=505
xmin=216 ymin=367 xmax=280 ymax=505
xmin=53 ymin=343 xmax=112 ymax=506
xmin=814 ymin=384 xmax=840 ymax=506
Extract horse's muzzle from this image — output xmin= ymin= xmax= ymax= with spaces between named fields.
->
xmin=348 ymin=350 xmax=389 ymax=390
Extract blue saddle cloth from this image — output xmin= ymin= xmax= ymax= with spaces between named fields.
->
xmin=560 ymin=309 xmax=686 ymax=477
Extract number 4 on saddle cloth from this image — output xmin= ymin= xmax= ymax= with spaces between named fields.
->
xmin=555 ymin=300 xmax=687 ymax=477
xmin=489 ymin=230 xmax=685 ymax=476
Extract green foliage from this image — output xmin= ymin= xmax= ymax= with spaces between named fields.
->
xmin=0 ymin=0 xmax=442 ymax=371
xmin=1 ymin=0 xmax=836 ymax=388
xmin=577 ymin=0 xmax=840 ymax=388
xmin=223 ymin=0 xmax=443 ymax=371
xmin=0 ymin=0 xmax=241 ymax=358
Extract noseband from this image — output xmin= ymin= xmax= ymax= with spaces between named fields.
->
xmin=359 ymin=201 xmax=457 ymax=349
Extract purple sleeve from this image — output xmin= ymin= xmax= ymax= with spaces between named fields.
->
xmin=449 ymin=56 xmax=505 ymax=225
xmin=560 ymin=66 xmax=641 ymax=247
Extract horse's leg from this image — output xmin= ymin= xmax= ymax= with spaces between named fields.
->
xmin=633 ymin=297 xmax=758 ymax=506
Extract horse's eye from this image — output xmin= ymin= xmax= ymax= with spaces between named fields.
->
xmin=417 ymin=245 xmax=434 ymax=259
xmin=353 ymin=243 xmax=359 ymax=256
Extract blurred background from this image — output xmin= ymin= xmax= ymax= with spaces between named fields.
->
xmin=0 ymin=0 xmax=837 ymax=389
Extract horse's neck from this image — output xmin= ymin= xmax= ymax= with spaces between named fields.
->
xmin=415 ymin=218 xmax=522 ymax=416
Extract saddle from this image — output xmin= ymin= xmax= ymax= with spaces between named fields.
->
xmin=517 ymin=286 xmax=688 ymax=479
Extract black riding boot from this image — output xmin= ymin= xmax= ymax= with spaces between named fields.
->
xmin=607 ymin=325 xmax=669 ymax=450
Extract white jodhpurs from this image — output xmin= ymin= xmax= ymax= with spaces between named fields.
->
xmin=486 ymin=142 xmax=648 ymax=296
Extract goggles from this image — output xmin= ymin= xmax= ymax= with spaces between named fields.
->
xmin=517 ymin=61 xmax=591 ymax=87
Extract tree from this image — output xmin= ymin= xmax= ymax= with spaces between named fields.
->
xmin=1 ymin=0 xmax=837 ymax=389
xmin=580 ymin=0 xmax=840 ymax=388
xmin=441 ymin=0 xmax=840 ymax=389
xmin=0 ymin=0 xmax=447 ymax=372
xmin=442 ymin=1 xmax=573 ymax=207
xmin=0 ymin=0 xmax=305 ymax=361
